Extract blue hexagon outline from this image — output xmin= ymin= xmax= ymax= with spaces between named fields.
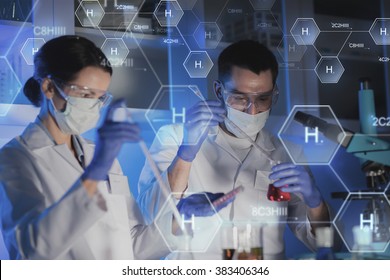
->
xmin=249 ymin=0 xmax=276 ymax=10
xmin=369 ymin=18 xmax=390 ymax=46
xmin=98 ymin=0 xmax=145 ymax=30
xmin=385 ymin=179 xmax=390 ymax=194
xmin=4 ymin=0 xmax=40 ymax=58
xmin=183 ymin=51 xmax=214 ymax=78
xmin=20 ymin=38 xmax=46 ymax=66
xmin=277 ymin=105 xmax=346 ymax=165
xmin=277 ymin=35 xmax=307 ymax=62
xmin=122 ymin=19 xmax=147 ymax=44
xmin=145 ymin=85 xmax=212 ymax=147
xmin=314 ymin=56 xmax=345 ymax=84
xmin=328 ymin=165 xmax=351 ymax=195
xmin=0 ymin=57 xmax=23 ymax=117
xmin=333 ymin=192 xmax=390 ymax=253
xmin=153 ymin=192 xmax=223 ymax=253
xmin=290 ymin=18 xmax=321 ymax=46
xmin=75 ymin=0 xmax=105 ymax=28
xmin=154 ymin=0 xmax=184 ymax=28
xmin=177 ymin=0 xmax=197 ymax=10
xmin=193 ymin=22 xmax=223 ymax=50
xmin=101 ymin=38 xmax=130 ymax=66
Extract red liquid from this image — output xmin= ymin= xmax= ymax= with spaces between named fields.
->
xmin=267 ymin=184 xmax=290 ymax=202
xmin=222 ymin=249 xmax=235 ymax=260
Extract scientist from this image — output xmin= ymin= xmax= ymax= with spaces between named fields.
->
xmin=0 ymin=35 xmax=173 ymax=259
xmin=138 ymin=40 xmax=330 ymax=259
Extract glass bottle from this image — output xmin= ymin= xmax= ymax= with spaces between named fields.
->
xmin=315 ymin=227 xmax=336 ymax=260
xmin=351 ymin=226 xmax=375 ymax=260
xmin=221 ymin=225 xmax=238 ymax=260
xmin=267 ymin=161 xmax=291 ymax=202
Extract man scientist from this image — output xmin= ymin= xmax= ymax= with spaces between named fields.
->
xmin=138 ymin=40 xmax=330 ymax=259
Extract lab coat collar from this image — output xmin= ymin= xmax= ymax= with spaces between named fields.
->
xmin=256 ymin=129 xmax=276 ymax=153
xmin=212 ymin=125 xmax=276 ymax=158
xmin=20 ymin=119 xmax=95 ymax=172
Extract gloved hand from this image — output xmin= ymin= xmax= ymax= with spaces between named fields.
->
xmin=82 ymin=99 xmax=141 ymax=181
xmin=177 ymin=192 xmax=233 ymax=219
xmin=269 ymin=163 xmax=322 ymax=208
xmin=177 ymin=100 xmax=225 ymax=162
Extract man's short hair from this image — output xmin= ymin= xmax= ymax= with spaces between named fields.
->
xmin=218 ymin=40 xmax=278 ymax=85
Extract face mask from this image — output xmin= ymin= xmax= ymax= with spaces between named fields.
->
xmin=224 ymin=107 xmax=270 ymax=139
xmin=49 ymin=97 xmax=102 ymax=135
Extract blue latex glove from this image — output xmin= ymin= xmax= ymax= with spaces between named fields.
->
xmin=269 ymin=163 xmax=322 ymax=208
xmin=177 ymin=192 xmax=233 ymax=219
xmin=82 ymin=99 xmax=141 ymax=181
xmin=177 ymin=100 xmax=225 ymax=162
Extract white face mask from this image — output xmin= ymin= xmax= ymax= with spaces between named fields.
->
xmin=49 ymin=97 xmax=102 ymax=135
xmin=224 ymin=107 xmax=270 ymax=139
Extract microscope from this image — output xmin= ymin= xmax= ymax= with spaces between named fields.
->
xmin=294 ymin=78 xmax=390 ymax=248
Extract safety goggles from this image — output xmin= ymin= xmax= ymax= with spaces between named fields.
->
xmin=49 ymin=77 xmax=113 ymax=108
xmin=221 ymin=83 xmax=279 ymax=112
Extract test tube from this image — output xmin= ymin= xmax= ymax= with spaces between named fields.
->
xmin=249 ymin=225 xmax=264 ymax=260
xmin=221 ymin=225 xmax=238 ymax=260
xmin=212 ymin=185 xmax=244 ymax=208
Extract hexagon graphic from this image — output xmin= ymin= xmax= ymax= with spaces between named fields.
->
xmin=249 ymin=0 xmax=276 ymax=10
xmin=154 ymin=192 xmax=223 ymax=252
xmin=145 ymin=85 xmax=212 ymax=147
xmin=154 ymin=0 xmax=184 ymax=27
xmin=20 ymin=38 xmax=45 ymax=65
xmin=369 ymin=18 xmax=390 ymax=45
xmin=278 ymin=105 xmax=346 ymax=165
xmin=101 ymin=38 xmax=129 ymax=66
xmin=98 ymin=0 xmax=144 ymax=29
xmin=123 ymin=19 xmax=151 ymax=44
xmin=176 ymin=0 xmax=197 ymax=10
xmin=334 ymin=193 xmax=390 ymax=253
xmin=155 ymin=27 xmax=189 ymax=50
xmin=315 ymin=56 xmax=345 ymax=84
xmin=290 ymin=18 xmax=320 ymax=45
xmin=193 ymin=0 xmax=227 ymax=22
xmin=277 ymin=35 xmax=307 ymax=62
xmin=115 ymin=22 xmax=143 ymax=49
xmin=0 ymin=57 xmax=22 ymax=116
xmin=183 ymin=51 xmax=214 ymax=78
xmin=331 ymin=137 xmax=390 ymax=193
xmin=75 ymin=0 xmax=105 ymax=27
xmin=216 ymin=0 xmax=255 ymax=31
xmin=193 ymin=22 xmax=223 ymax=49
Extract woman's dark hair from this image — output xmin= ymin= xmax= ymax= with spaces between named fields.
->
xmin=23 ymin=35 xmax=112 ymax=106
xmin=218 ymin=40 xmax=278 ymax=85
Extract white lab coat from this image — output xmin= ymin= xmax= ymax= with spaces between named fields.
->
xmin=138 ymin=124 xmax=317 ymax=260
xmin=0 ymin=119 xmax=170 ymax=259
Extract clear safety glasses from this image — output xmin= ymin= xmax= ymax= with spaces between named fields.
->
xmin=50 ymin=78 xmax=113 ymax=108
xmin=222 ymin=84 xmax=279 ymax=112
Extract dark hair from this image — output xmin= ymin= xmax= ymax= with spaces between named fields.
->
xmin=218 ymin=40 xmax=278 ymax=85
xmin=23 ymin=35 xmax=112 ymax=107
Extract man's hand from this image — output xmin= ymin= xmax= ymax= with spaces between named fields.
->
xmin=269 ymin=163 xmax=322 ymax=208
xmin=177 ymin=100 xmax=225 ymax=162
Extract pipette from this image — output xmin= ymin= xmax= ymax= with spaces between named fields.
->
xmin=223 ymin=116 xmax=274 ymax=163
xmin=111 ymin=106 xmax=189 ymax=236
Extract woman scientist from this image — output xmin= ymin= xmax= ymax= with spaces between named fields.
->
xmin=0 ymin=35 xmax=170 ymax=259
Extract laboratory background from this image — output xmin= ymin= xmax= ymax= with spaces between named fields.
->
xmin=0 ymin=0 xmax=390 ymax=259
